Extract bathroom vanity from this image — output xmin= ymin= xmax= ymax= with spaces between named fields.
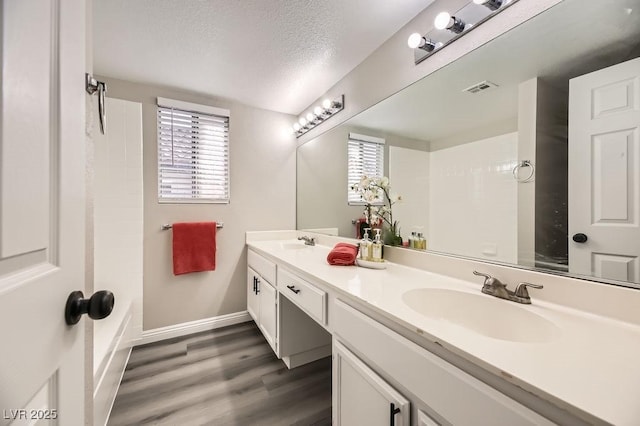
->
xmin=247 ymin=231 xmax=640 ymax=426
xmin=248 ymin=248 xmax=332 ymax=369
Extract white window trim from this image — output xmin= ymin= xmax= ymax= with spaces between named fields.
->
xmin=157 ymin=97 xmax=230 ymax=118
xmin=349 ymin=133 xmax=385 ymax=145
xmin=157 ymin=98 xmax=231 ymax=204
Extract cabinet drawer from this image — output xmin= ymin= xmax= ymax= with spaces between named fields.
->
xmin=248 ymin=249 xmax=276 ymax=284
xmin=278 ymin=268 xmax=326 ymax=325
xmin=333 ymin=300 xmax=554 ymax=426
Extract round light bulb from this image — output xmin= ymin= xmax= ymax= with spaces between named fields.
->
xmin=298 ymin=117 xmax=307 ymax=126
xmin=434 ymin=12 xmax=452 ymax=30
xmin=407 ymin=33 xmax=423 ymax=49
xmin=293 ymin=123 xmax=301 ymax=131
xmin=313 ymin=106 xmax=323 ymax=116
xmin=322 ymin=99 xmax=332 ymax=109
xmin=306 ymin=112 xmax=315 ymax=122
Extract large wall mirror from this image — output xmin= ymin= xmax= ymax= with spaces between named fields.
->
xmin=297 ymin=0 xmax=640 ymax=289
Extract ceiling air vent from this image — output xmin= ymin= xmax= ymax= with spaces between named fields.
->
xmin=463 ymin=80 xmax=499 ymax=94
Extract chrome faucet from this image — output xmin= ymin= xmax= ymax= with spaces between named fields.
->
xmin=297 ymin=235 xmax=316 ymax=246
xmin=472 ymin=271 xmax=543 ymax=304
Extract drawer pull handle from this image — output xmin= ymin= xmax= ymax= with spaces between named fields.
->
xmin=287 ymin=285 xmax=301 ymax=294
xmin=389 ymin=403 xmax=401 ymax=426
xmin=256 ymin=277 xmax=260 ymax=294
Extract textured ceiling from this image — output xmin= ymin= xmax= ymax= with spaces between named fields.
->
xmin=93 ymin=0 xmax=434 ymax=114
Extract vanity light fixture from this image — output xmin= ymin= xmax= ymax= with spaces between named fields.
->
xmin=408 ymin=0 xmax=518 ymax=65
xmin=407 ymin=33 xmax=437 ymax=52
xmin=434 ymin=12 xmax=466 ymax=34
xmin=473 ymin=0 xmax=503 ymax=11
xmin=292 ymin=95 xmax=344 ymax=138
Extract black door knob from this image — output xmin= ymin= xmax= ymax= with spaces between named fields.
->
xmin=572 ymin=233 xmax=588 ymax=243
xmin=65 ymin=290 xmax=115 ymax=325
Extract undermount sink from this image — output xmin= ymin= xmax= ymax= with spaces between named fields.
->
xmin=280 ymin=242 xmax=310 ymax=250
xmin=402 ymin=288 xmax=559 ymax=343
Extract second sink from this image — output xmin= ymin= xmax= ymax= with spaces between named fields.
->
xmin=402 ymin=288 xmax=559 ymax=343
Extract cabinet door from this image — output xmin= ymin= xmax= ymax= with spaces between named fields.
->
xmin=258 ymin=278 xmax=278 ymax=354
xmin=334 ymin=341 xmax=409 ymax=426
xmin=418 ymin=410 xmax=441 ymax=426
xmin=247 ymin=267 xmax=260 ymax=322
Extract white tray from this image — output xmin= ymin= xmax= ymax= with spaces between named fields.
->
xmin=356 ymin=258 xmax=387 ymax=269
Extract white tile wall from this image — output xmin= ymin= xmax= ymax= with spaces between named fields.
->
xmin=389 ymin=146 xmax=430 ymax=240
xmin=429 ymin=132 xmax=518 ymax=263
xmin=93 ymin=98 xmax=143 ymax=374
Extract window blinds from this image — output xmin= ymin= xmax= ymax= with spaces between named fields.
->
xmin=157 ymin=100 xmax=230 ymax=203
xmin=347 ymin=133 xmax=385 ymax=205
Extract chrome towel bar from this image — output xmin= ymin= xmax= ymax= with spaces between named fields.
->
xmin=161 ymin=223 xmax=224 ymax=231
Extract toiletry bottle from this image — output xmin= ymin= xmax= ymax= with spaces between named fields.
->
xmin=372 ymin=229 xmax=383 ymax=262
xmin=417 ymin=232 xmax=426 ymax=250
xmin=365 ymin=229 xmax=373 ymax=261
xmin=408 ymin=232 xmax=415 ymax=249
xmin=359 ymin=229 xmax=370 ymax=260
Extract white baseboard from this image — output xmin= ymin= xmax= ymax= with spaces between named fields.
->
xmin=133 ymin=311 xmax=252 ymax=346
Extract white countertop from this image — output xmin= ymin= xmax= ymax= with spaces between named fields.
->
xmin=247 ymin=237 xmax=640 ymax=426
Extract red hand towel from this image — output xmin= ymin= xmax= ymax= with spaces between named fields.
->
xmin=327 ymin=243 xmax=358 ymax=266
xmin=172 ymin=222 xmax=217 ymax=275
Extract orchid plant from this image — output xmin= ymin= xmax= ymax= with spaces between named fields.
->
xmin=350 ymin=176 xmax=402 ymax=243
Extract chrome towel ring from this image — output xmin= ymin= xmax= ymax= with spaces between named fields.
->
xmin=513 ymin=160 xmax=535 ymax=183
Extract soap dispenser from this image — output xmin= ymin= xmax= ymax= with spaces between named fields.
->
xmin=409 ymin=231 xmax=416 ymax=249
xmin=360 ymin=228 xmax=372 ymax=261
xmin=417 ymin=232 xmax=426 ymax=250
xmin=372 ymin=229 xmax=383 ymax=262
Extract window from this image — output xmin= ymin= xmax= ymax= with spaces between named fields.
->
xmin=157 ymin=98 xmax=230 ymax=203
xmin=347 ymin=133 xmax=385 ymax=205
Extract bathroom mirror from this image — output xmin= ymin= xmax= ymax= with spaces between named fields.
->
xmin=297 ymin=0 xmax=640 ymax=289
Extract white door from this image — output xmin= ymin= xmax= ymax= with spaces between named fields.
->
xmin=258 ymin=279 xmax=278 ymax=354
xmin=333 ymin=341 xmax=410 ymax=426
xmin=0 ymin=0 xmax=87 ymax=424
xmin=247 ymin=267 xmax=259 ymax=322
xmin=569 ymin=57 xmax=640 ymax=285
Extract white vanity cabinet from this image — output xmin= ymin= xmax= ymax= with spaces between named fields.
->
xmin=246 ymin=267 xmax=259 ymax=322
xmin=334 ymin=340 xmax=410 ymax=426
xmin=247 ymin=250 xmax=278 ymax=355
xmin=278 ymin=266 xmax=327 ymax=325
xmin=247 ymin=249 xmax=332 ymax=367
xmin=333 ymin=299 xmax=555 ymax=426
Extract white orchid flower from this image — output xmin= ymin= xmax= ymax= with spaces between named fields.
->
xmin=363 ymin=189 xmax=377 ymax=203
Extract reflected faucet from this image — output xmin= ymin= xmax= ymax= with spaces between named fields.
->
xmin=298 ymin=236 xmax=316 ymax=246
xmin=473 ymin=271 xmax=543 ymax=304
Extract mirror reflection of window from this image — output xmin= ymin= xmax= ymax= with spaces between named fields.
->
xmin=347 ymin=133 xmax=385 ymax=205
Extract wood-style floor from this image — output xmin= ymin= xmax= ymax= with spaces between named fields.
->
xmin=108 ymin=322 xmax=332 ymax=426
